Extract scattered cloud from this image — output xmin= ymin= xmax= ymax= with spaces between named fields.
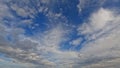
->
xmin=0 ymin=0 xmax=120 ymax=68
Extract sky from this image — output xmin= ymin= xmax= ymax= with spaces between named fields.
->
xmin=0 ymin=0 xmax=120 ymax=68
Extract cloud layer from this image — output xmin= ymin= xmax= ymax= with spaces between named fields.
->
xmin=0 ymin=0 xmax=120 ymax=68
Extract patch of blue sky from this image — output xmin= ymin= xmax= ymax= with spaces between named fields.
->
xmin=50 ymin=0 xmax=81 ymax=24
xmin=6 ymin=2 xmax=49 ymax=36
xmin=103 ymin=0 xmax=120 ymax=9
xmin=59 ymin=38 xmax=86 ymax=51
xmin=21 ymin=12 xmax=49 ymax=36
xmin=59 ymin=28 xmax=86 ymax=51
xmin=32 ymin=12 xmax=49 ymax=31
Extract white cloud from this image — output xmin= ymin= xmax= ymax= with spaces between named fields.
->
xmin=0 ymin=0 xmax=75 ymax=67
xmin=0 ymin=22 xmax=79 ymax=68
xmin=70 ymin=38 xmax=82 ymax=46
xmin=0 ymin=0 xmax=74 ymax=68
xmin=77 ymin=8 xmax=117 ymax=39
xmin=90 ymin=8 xmax=114 ymax=30
xmin=0 ymin=25 xmax=54 ymax=68
xmin=74 ymin=8 xmax=120 ymax=68
xmin=1 ymin=0 xmax=120 ymax=68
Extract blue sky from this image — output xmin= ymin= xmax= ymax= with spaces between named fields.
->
xmin=0 ymin=0 xmax=120 ymax=68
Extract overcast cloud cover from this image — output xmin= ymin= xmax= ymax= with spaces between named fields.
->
xmin=0 ymin=0 xmax=120 ymax=68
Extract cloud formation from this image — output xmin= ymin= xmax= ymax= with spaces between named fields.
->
xmin=73 ymin=8 xmax=120 ymax=68
xmin=0 ymin=0 xmax=77 ymax=66
xmin=0 ymin=0 xmax=120 ymax=68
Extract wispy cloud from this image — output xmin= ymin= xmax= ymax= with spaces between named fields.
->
xmin=0 ymin=1 xmax=77 ymax=67
xmin=0 ymin=0 xmax=120 ymax=68
xmin=73 ymin=8 xmax=120 ymax=68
